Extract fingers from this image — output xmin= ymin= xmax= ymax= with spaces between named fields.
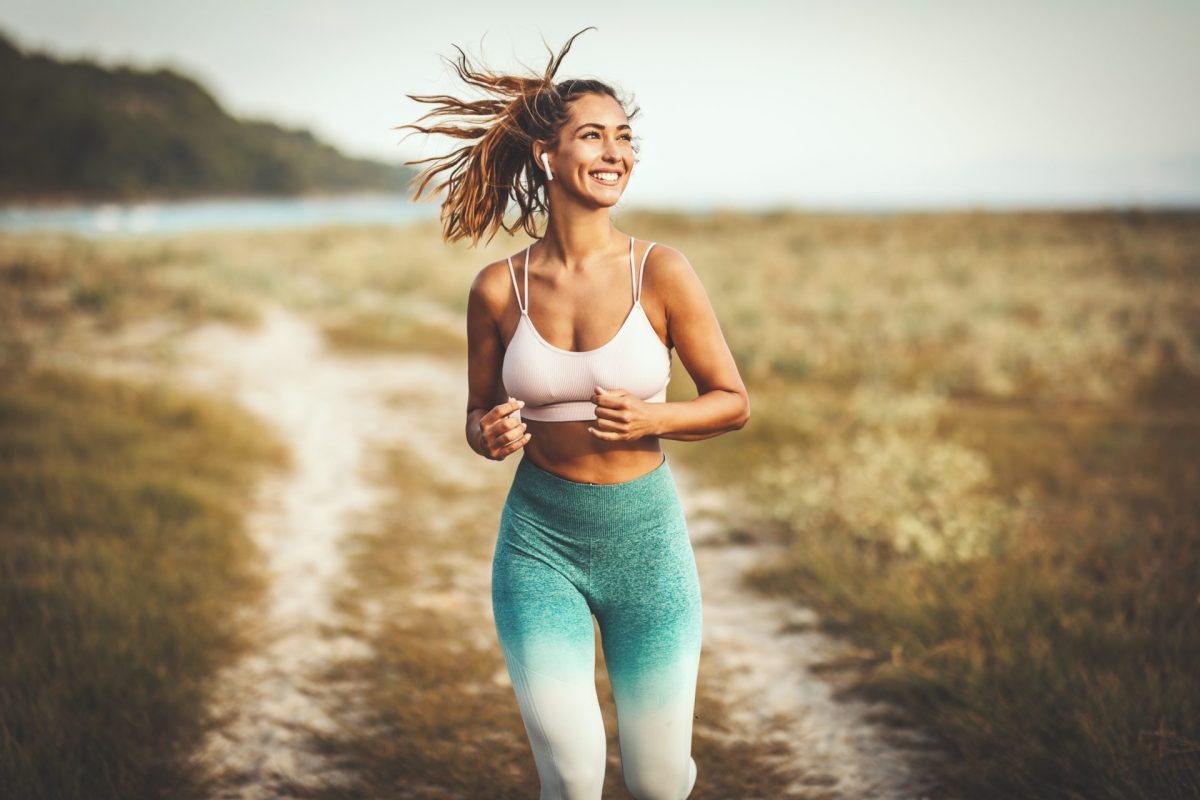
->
xmin=493 ymin=425 xmax=531 ymax=458
xmin=587 ymin=424 xmax=619 ymax=440
xmin=484 ymin=422 xmax=528 ymax=460
xmin=592 ymin=386 xmax=630 ymax=406
xmin=593 ymin=405 xmax=631 ymax=424
xmin=484 ymin=397 xmax=530 ymax=460
xmin=496 ymin=419 xmax=528 ymax=446
xmin=588 ymin=413 xmax=625 ymax=440
xmin=486 ymin=396 xmax=525 ymax=424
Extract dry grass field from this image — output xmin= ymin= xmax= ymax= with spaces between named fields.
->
xmin=1 ymin=208 xmax=1197 ymax=798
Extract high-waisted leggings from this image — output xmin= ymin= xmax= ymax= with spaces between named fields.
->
xmin=491 ymin=452 xmax=703 ymax=800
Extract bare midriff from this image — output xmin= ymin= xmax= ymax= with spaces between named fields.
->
xmin=522 ymin=418 xmax=665 ymax=484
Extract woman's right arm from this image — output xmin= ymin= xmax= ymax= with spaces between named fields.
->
xmin=465 ymin=266 xmax=530 ymax=460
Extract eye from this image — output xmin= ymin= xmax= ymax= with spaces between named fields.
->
xmin=582 ymin=131 xmax=634 ymax=141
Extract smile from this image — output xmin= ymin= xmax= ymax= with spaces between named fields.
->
xmin=589 ymin=171 xmax=621 ymax=185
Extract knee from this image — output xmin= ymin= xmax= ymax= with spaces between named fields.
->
xmin=623 ymin=755 xmax=697 ymax=800
xmin=539 ymin=733 xmax=606 ymax=798
xmin=555 ymin=761 xmax=606 ymax=798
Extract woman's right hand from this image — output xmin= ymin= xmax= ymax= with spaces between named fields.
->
xmin=480 ymin=397 xmax=531 ymax=460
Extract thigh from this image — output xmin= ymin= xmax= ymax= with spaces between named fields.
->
xmin=492 ymin=519 xmax=607 ymax=797
xmin=593 ymin=509 xmax=703 ymax=799
xmin=492 ymin=524 xmax=596 ymax=682
xmin=596 ymin=558 xmax=702 ymax=732
xmin=593 ymin=507 xmax=703 ymax=712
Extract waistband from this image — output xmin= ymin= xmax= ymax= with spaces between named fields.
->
xmin=507 ymin=452 xmax=678 ymax=535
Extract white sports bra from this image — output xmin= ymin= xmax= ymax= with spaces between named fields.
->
xmin=501 ymin=237 xmax=672 ymax=422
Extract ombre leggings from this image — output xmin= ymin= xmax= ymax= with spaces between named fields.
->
xmin=491 ymin=452 xmax=702 ymax=800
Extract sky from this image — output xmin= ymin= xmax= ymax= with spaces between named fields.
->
xmin=2 ymin=0 xmax=1198 ymax=210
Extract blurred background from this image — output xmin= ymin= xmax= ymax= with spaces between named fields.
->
xmin=1 ymin=2 xmax=1197 ymax=799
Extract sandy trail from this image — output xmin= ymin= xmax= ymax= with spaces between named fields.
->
xmin=676 ymin=474 xmax=940 ymax=799
xmin=172 ymin=305 xmax=469 ymax=797
xmin=160 ymin=302 xmax=933 ymax=799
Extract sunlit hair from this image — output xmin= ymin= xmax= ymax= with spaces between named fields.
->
xmin=394 ymin=26 xmax=641 ymax=246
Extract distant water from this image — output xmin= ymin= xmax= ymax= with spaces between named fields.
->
xmin=0 ymin=193 xmax=441 ymax=237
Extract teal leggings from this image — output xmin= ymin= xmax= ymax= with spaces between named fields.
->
xmin=492 ymin=453 xmax=702 ymax=800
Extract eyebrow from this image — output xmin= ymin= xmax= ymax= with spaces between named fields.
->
xmin=575 ymin=122 xmax=632 ymax=133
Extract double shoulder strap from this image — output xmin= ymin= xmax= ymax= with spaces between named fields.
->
xmin=629 ymin=237 xmax=657 ymax=305
xmin=506 ymin=237 xmax=656 ymax=314
xmin=507 ymin=246 xmax=530 ymax=315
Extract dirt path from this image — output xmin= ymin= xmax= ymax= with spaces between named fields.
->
xmin=676 ymin=474 xmax=939 ymax=798
xmin=165 ymin=302 xmax=935 ymax=799
xmin=171 ymin=305 xmax=472 ymax=797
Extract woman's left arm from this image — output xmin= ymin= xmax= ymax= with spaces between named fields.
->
xmin=589 ymin=245 xmax=750 ymax=442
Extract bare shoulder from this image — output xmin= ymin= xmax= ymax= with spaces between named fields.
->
xmin=468 ymin=254 xmax=520 ymax=318
xmin=641 ymin=241 xmax=707 ymax=299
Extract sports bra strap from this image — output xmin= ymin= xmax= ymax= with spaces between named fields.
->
xmin=636 ymin=241 xmax=657 ymax=304
xmin=506 ymin=245 xmax=531 ymax=315
xmin=627 ymin=237 xmax=637 ymax=304
xmin=511 ymin=239 xmax=653 ymax=312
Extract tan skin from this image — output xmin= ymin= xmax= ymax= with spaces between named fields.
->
xmin=465 ymin=92 xmax=749 ymax=484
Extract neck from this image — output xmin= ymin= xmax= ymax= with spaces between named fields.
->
xmin=537 ymin=204 xmax=623 ymax=273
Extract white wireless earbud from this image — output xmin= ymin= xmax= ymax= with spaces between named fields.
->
xmin=540 ymin=152 xmax=554 ymax=181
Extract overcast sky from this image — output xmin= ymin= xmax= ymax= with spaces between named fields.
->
xmin=3 ymin=0 xmax=1198 ymax=209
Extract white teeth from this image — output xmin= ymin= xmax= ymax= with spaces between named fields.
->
xmin=590 ymin=172 xmax=620 ymax=182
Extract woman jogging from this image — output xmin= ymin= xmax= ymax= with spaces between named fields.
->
xmin=398 ymin=27 xmax=750 ymax=800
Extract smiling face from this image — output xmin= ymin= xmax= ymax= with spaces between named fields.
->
xmin=537 ymin=92 xmax=635 ymax=208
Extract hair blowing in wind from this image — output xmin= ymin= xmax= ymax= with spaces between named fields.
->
xmin=394 ymin=26 xmax=640 ymax=246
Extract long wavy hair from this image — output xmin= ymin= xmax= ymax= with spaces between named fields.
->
xmin=395 ymin=27 xmax=641 ymax=247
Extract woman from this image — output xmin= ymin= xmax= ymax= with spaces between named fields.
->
xmin=399 ymin=27 xmax=749 ymax=800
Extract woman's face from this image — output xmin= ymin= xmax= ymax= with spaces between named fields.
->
xmin=541 ymin=92 xmax=634 ymax=207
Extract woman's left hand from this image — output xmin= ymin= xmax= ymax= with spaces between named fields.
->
xmin=588 ymin=386 xmax=661 ymax=441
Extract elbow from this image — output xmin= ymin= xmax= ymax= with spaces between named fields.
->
xmin=732 ymin=393 xmax=751 ymax=431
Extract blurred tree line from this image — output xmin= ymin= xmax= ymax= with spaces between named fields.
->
xmin=0 ymin=29 xmax=414 ymax=202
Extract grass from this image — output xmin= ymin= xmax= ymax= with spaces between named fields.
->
xmin=733 ymin=403 xmax=1200 ymax=799
xmin=645 ymin=208 xmax=1200 ymax=799
xmin=0 ymin=222 xmax=509 ymax=365
xmin=319 ymin=307 xmax=465 ymax=357
xmin=3 ymin=206 xmax=1198 ymax=798
xmin=0 ymin=366 xmax=289 ymax=800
